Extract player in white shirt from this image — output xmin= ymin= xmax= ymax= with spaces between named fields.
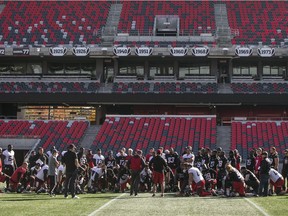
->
xmin=188 ymin=165 xmax=211 ymax=196
xmin=55 ymin=163 xmax=65 ymax=194
xmin=93 ymin=149 xmax=105 ymax=166
xmin=269 ymin=168 xmax=285 ymax=195
xmin=116 ymin=147 xmax=127 ymax=157
xmin=2 ymin=145 xmax=17 ymax=188
xmin=182 ymin=148 xmax=195 ymax=164
xmin=35 ymin=160 xmax=49 ymax=193
xmin=89 ymin=164 xmax=106 ymax=192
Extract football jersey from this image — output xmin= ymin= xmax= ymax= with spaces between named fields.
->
xmin=93 ymin=154 xmax=105 ymax=165
xmin=36 ymin=164 xmax=49 ymax=181
xmin=228 ymin=167 xmax=244 ymax=182
xmin=10 ymin=166 xmax=26 ymax=183
xmin=269 ymin=168 xmax=283 ymax=183
xmin=269 ymin=153 xmax=279 ymax=168
xmin=182 ymin=153 xmax=194 ymax=162
xmin=166 ymin=153 xmax=179 ymax=169
xmin=91 ymin=167 xmax=105 ymax=180
xmin=3 ymin=150 xmax=15 ymax=165
xmin=57 ymin=164 xmax=65 ymax=176
xmin=246 ymin=157 xmax=256 ymax=172
xmin=116 ymin=155 xmax=127 ymax=167
xmin=105 ymin=157 xmax=116 ymax=169
xmin=209 ymin=156 xmax=218 ymax=170
xmin=188 ymin=167 xmax=204 ymax=183
xmin=202 ymin=169 xmax=217 ymax=181
xmin=217 ymin=156 xmax=227 ymax=169
xmin=194 ymin=155 xmax=203 ymax=170
xmin=31 ymin=166 xmax=41 ymax=176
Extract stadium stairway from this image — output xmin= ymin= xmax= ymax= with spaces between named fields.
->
xmin=102 ymin=3 xmax=123 ymax=46
xmin=216 ymin=125 xmax=231 ymax=153
xmin=214 ymin=3 xmax=232 ymax=47
xmin=80 ymin=125 xmax=102 ymax=150
xmin=218 ymin=83 xmax=233 ymax=94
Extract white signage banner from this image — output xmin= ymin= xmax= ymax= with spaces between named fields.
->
xmin=257 ymin=47 xmax=275 ymax=57
xmin=135 ymin=47 xmax=153 ymax=56
xmin=49 ymin=47 xmax=67 ymax=56
xmin=235 ymin=47 xmax=253 ymax=57
xmin=191 ymin=46 xmax=210 ymax=56
xmin=13 ymin=48 xmax=29 ymax=55
xmin=169 ymin=47 xmax=188 ymax=56
xmin=72 ymin=47 xmax=90 ymax=56
xmin=113 ymin=47 xmax=131 ymax=56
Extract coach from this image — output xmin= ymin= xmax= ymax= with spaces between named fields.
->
xmin=127 ymin=150 xmax=145 ymax=196
xmin=62 ymin=144 xmax=81 ymax=199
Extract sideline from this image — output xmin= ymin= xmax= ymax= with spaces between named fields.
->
xmin=87 ymin=193 xmax=126 ymax=216
xmin=244 ymin=198 xmax=270 ymax=216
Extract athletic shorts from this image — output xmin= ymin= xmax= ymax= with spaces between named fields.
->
xmin=153 ymin=171 xmax=164 ymax=184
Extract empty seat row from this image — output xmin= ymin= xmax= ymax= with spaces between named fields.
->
xmin=0 ymin=120 xmax=89 ymax=152
xmin=112 ymin=82 xmax=218 ymax=94
xmin=0 ymin=81 xmax=100 ymax=93
xmin=231 ymin=121 xmax=288 ymax=159
xmin=231 ymin=83 xmax=288 ymax=94
xmin=91 ymin=116 xmax=217 ymax=155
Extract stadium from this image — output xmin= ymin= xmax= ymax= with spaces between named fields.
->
xmin=0 ymin=0 xmax=288 ymax=215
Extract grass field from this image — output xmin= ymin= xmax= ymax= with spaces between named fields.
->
xmin=0 ymin=192 xmax=287 ymax=216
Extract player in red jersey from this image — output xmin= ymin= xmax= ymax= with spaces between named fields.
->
xmin=8 ymin=162 xmax=28 ymax=192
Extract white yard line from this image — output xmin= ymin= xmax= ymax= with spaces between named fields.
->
xmin=87 ymin=193 xmax=126 ymax=216
xmin=244 ymin=198 xmax=270 ymax=216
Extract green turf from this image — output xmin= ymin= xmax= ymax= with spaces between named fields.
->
xmin=251 ymin=196 xmax=288 ymax=216
xmin=0 ymin=192 xmax=287 ymax=216
xmin=0 ymin=193 xmax=118 ymax=216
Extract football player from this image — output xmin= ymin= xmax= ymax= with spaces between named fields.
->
xmin=8 ymin=162 xmax=28 ymax=192
xmin=2 ymin=144 xmax=17 ymax=189
xmin=188 ymin=164 xmax=211 ymax=196
xmin=202 ymin=164 xmax=217 ymax=191
xmin=225 ymin=164 xmax=245 ymax=197
xmin=241 ymin=166 xmax=259 ymax=195
xmin=269 ymin=168 xmax=285 ymax=195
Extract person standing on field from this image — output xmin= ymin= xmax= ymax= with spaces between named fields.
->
xmin=127 ymin=150 xmax=145 ymax=196
xmin=2 ymin=144 xmax=17 ymax=189
xmin=62 ymin=144 xmax=81 ymax=199
xmin=149 ymin=149 xmax=168 ymax=197
xmin=48 ymin=149 xmax=59 ymax=196
xmin=258 ymin=151 xmax=271 ymax=197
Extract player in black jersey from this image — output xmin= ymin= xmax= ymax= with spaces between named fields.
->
xmin=176 ymin=163 xmax=190 ymax=196
xmin=227 ymin=150 xmax=236 ymax=168
xmin=105 ymin=151 xmax=117 ymax=191
xmin=202 ymin=148 xmax=211 ymax=166
xmin=105 ymin=151 xmax=116 ymax=169
xmin=116 ymin=150 xmax=127 ymax=167
xmin=209 ymin=150 xmax=219 ymax=171
xmin=241 ymin=166 xmax=259 ymax=195
xmin=165 ymin=148 xmax=180 ymax=173
xmin=202 ymin=164 xmax=217 ymax=191
xmin=246 ymin=150 xmax=256 ymax=173
xmin=194 ymin=150 xmax=203 ymax=171
xmin=217 ymin=151 xmax=228 ymax=190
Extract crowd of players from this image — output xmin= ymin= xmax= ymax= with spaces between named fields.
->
xmin=0 ymin=144 xmax=288 ymax=198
